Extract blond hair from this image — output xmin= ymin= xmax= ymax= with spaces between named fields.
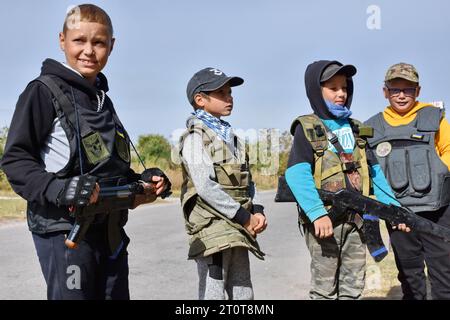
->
xmin=63 ymin=4 xmax=113 ymax=36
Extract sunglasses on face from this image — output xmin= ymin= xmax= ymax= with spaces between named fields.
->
xmin=386 ymin=86 xmax=417 ymax=97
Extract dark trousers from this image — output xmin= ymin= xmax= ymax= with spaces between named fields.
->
xmin=32 ymin=227 xmax=130 ymax=300
xmin=387 ymin=205 xmax=450 ymax=300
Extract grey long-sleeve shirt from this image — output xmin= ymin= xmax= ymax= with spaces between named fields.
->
xmin=181 ymin=128 xmax=264 ymax=224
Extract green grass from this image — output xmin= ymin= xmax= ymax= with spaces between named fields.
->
xmin=0 ymin=196 xmax=27 ymax=222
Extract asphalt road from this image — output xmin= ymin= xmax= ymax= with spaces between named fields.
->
xmin=0 ymin=191 xmax=311 ymax=300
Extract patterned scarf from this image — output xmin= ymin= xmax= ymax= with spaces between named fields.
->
xmin=193 ymin=109 xmax=232 ymax=143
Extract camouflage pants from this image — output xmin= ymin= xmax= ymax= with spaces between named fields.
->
xmin=304 ymin=221 xmax=366 ymax=300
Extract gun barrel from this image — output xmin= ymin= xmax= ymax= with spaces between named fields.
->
xmin=99 ymin=182 xmax=143 ymax=197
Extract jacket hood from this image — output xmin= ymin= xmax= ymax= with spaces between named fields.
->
xmin=40 ymin=58 xmax=109 ymax=98
xmin=304 ymin=60 xmax=354 ymax=120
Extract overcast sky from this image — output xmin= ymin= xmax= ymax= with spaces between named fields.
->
xmin=1 ymin=0 xmax=449 ymax=144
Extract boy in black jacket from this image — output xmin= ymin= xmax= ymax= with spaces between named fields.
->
xmin=1 ymin=4 xmax=169 ymax=300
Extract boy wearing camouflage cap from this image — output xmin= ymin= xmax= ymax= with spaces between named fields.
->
xmin=365 ymin=63 xmax=450 ymax=299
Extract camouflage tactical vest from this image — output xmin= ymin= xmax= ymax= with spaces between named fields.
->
xmin=179 ymin=121 xmax=264 ymax=260
xmin=290 ymin=114 xmax=372 ymax=223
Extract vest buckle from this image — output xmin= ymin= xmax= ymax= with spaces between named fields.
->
xmin=356 ymin=138 xmax=366 ymax=148
xmin=315 ymin=148 xmax=325 ymax=157
xmin=342 ymin=161 xmax=360 ymax=172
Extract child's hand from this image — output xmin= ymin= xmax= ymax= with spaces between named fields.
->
xmin=392 ymin=223 xmax=411 ymax=233
xmin=89 ymin=183 xmax=100 ymax=205
xmin=313 ymin=215 xmax=334 ymax=238
xmin=131 ymin=181 xmax=157 ymax=209
xmin=244 ymin=214 xmax=260 ymax=237
xmin=253 ymin=213 xmax=267 ymax=234
xmin=140 ymin=168 xmax=172 ymax=198
xmin=150 ymin=176 xmax=166 ymax=195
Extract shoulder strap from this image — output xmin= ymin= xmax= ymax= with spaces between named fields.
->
xmin=179 ymin=121 xmax=217 ymax=157
xmin=348 ymin=118 xmax=370 ymax=149
xmin=321 ymin=126 xmax=345 ymax=155
xmin=293 ymin=114 xmax=328 ymax=156
xmin=34 ymin=75 xmax=91 ymax=137
xmin=349 ymin=118 xmax=373 ymax=138
xmin=35 ymin=75 xmax=75 ymax=129
xmin=189 ymin=122 xmax=216 ymax=147
xmin=416 ymin=106 xmax=443 ymax=132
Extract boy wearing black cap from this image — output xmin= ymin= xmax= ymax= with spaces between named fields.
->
xmin=285 ymin=60 xmax=404 ymax=299
xmin=178 ymin=67 xmax=267 ymax=300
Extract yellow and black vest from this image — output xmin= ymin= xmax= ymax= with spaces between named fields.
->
xmin=179 ymin=120 xmax=264 ymax=260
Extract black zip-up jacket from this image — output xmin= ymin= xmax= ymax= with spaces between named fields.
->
xmin=1 ymin=59 xmax=138 ymax=234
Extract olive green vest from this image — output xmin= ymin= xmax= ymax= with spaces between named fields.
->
xmin=290 ymin=114 xmax=373 ymax=223
xmin=179 ymin=120 xmax=264 ymax=260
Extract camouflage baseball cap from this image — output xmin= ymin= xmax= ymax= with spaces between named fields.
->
xmin=385 ymin=63 xmax=419 ymax=83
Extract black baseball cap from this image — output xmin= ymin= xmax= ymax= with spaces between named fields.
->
xmin=320 ymin=63 xmax=357 ymax=82
xmin=186 ymin=67 xmax=244 ymax=105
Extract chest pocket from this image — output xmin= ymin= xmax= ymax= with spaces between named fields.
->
xmin=114 ymin=127 xmax=130 ymax=163
xmin=386 ymin=147 xmax=431 ymax=195
xmin=214 ymin=163 xmax=249 ymax=186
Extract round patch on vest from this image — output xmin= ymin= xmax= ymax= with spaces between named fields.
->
xmin=376 ymin=142 xmax=392 ymax=157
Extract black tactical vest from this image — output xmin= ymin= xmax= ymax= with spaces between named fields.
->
xmin=365 ymin=106 xmax=450 ymax=212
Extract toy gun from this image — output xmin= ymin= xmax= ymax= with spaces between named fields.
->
xmin=65 ymin=178 xmax=172 ymax=249
xmin=275 ymin=175 xmax=450 ymax=261
xmin=319 ymin=188 xmax=450 ymax=243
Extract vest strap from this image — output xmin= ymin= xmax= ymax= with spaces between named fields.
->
xmin=314 ymin=157 xmax=323 ymax=189
xmin=35 ymin=75 xmax=92 ymax=137
xmin=416 ymin=106 xmax=442 ymax=132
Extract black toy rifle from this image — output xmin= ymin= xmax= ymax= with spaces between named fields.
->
xmin=319 ymin=188 xmax=450 ymax=242
xmin=65 ymin=181 xmax=172 ymax=249
xmin=274 ymin=175 xmax=450 ymax=261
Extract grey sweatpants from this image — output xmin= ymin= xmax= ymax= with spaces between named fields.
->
xmin=196 ymin=247 xmax=254 ymax=300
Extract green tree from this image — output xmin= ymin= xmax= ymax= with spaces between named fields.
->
xmin=0 ymin=127 xmax=10 ymax=190
xmin=136 ymin=134 xmax=172 ymax=167
xmin=0 ymin=126 xmax=7 ymax=159
xmin=278 ymin=130 xmax=293 ymax=175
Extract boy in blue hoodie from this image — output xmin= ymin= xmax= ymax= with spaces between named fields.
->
xmin=285 ymin=60 xmax=407 ymax=299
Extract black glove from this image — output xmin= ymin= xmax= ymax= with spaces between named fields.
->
xmin=57 ymin=174 xmax=98 ymax=207
xmin=140 ymin=168 xmax=172 ymax=199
